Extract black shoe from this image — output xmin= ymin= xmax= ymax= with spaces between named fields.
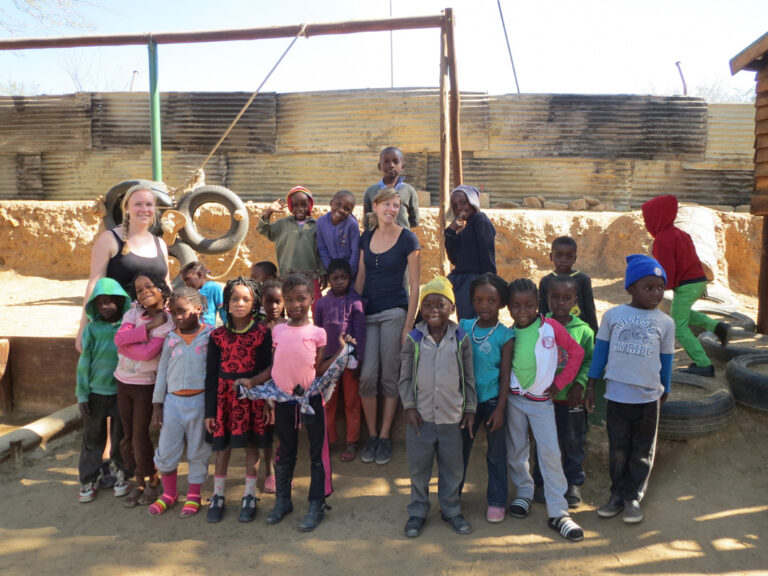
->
xmin=596 ymin=494 xmax=624 ymax=518
xmin=206 ymin=495 xmax=225 ymax=523
xmin=266 ymin=497 xmax=293 ymax=525
xmin=239 ymin=494 xmax=258 ymax=523
xmin=533 ymin=484 xmax=546 ymax=503
xmin=298 ymin=499 xmax=329 ymax=532
xmin=566 ymin=485 xmax=582 ymax=509
xmin=404 ymin=516 xmax=426 ymax=538
xmin=714 ymin=322 xmax=731 ymax=346
xmin=676 ymin=363 xmax=715 ymax=377
xmin=441 ymin=512 xmax=472 ymax=535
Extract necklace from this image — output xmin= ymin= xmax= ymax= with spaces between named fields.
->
xmin=471 ymin=318 xmax=499 ymax=345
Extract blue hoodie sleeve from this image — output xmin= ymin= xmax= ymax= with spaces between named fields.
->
xmin=587 ymin=338 xmax=609 ymax=380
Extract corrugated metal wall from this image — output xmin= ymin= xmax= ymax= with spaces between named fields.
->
xmin=0 ymin=89 xmax=755 ymax=208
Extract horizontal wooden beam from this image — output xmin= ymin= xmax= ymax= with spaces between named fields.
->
xmin=0 ymin=14 xmax=446 ymax=50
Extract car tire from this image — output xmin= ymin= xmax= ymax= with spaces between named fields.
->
xmin=725 ymin=353 xmax=768 ymax=411
xmin=177 ymin=185 xmax=249 ymax=255
xmin=103 ymin=179 xmax=173 ymax=234
xmin=659 ymin=372 xmax=735 ymax=439
xmin=699 ymin=329 xmax=768 ymax=363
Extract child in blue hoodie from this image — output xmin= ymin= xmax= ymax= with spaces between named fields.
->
xmin=76 ymin=277 xmax=131 ymax=503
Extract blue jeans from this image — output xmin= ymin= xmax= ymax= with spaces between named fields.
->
xmin=460 ymin=398 xmax=508 ymax=508
xmin=533 ymin=402 xmax=587 ymax=488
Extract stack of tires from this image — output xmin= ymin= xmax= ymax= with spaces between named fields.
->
xmin=104 ymin=180 xmax=249 ymax=284
xmin=659 ymin=317 xmax=768 ymax=440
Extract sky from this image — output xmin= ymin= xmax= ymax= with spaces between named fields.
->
xmin=0 ymin=0 xmax=766 ymax=100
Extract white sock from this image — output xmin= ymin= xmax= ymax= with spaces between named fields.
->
xmin=244 ymin=475 xmax=258 ymax=497
xmin=213 ymin=475 xmax=226 ymax=496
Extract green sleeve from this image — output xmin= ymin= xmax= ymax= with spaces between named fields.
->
xmin=574 ymin=327 xmax=595 ymax=389
xmin=75 ymin=325 xmax=93 ymax=403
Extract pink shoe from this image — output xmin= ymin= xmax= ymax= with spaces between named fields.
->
xmin=487 ymin=505 xmax=506 ymax=523
xmin=263 ymin=475 xmax=276 ymax=494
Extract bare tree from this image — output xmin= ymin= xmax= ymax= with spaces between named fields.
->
xmin=0 ymin=0 xmax=95 ymax=34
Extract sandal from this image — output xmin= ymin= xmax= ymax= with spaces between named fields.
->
xmin=148 ymin=494 xmax=178 ymax=516
xmin=340 ymin=443 xmax=357 ymax=463
xmin=122 ymin=485 xmax=143 ymax=508
xmin=180 ymin=498 xmax=202 ymax=517
xmin=138 ymin=483 xmax=162 ymax=506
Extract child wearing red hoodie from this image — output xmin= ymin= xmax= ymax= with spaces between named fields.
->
xmin=641 ymin=195 xmax=730 ymax=377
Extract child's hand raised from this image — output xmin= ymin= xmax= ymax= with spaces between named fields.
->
xmin=146 ymin=310 xmax=167 ymax=330
xmin=450 ymin=217 xmax=467 ymax=232
xmin=268 ymin=199 xmax=287 ymax=214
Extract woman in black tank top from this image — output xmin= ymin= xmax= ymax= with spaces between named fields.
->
xmin=77 ymin=184 xmax=169 ymax=352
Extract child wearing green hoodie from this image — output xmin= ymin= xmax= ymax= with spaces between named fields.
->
xmin=76 ymin=277 xmax=131 ymax=503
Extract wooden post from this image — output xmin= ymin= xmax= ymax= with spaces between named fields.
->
xmin=11 ymin=440 xmax=23 ymax=468
xmin=445 ymin=8 xmax=463 ymax=188
xmin=438 ymin=16 xmax=451 ymax=276
xmin=0 ymin=339 xmax=11 ymax=415
xmin=756 ymin=64 xmax=768 ymax=333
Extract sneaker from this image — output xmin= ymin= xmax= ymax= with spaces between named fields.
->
xmin=623 ymin=499 xmax=644 ymax=524
xmin=596 ymin=494 xmax=624 ymax=518
xmin=508 ymin=497 xmax=532 ymax=518
xmin=97 ymin=461 xmax=117 ymax=489
xmin=548 ymin=515 xmax=584 ymax=542
xmin=239 ymin=494 xmax=258 ymax=523
xmin=360 ymin=436 xmax=378 ymax=464
xmin=113 ymin=470 xmax=130 ymax=498
xmin=676 ymin=363 xmax=715 ymax=377
xmin=78 ymin=482 xmax=97 ymax=503
xmin=441 ymin=512 xmax=472 ymax=535
xmin=374 ymin=438 xmax=392 ymax=465
xmin=533 ymin=484 xmax=546 ymax=503
xmin=404 ymin=516 xmax=426 ymax=538
xmin=566 ymin=485 xmax=582 ymax=508
xmin=486 ymin=505 xmax=505 ymax=523
xmin=714 ymin=322 xmax=731 ymax=346
xmin=207 ymin=494 xmax=225 ymax=523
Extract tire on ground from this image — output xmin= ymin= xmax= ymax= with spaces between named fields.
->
xmin=177 ymin=185 xmax=249 ymax=255
xmin=103 ymin=179 xmax=173 ymax=234
xmin=659 ymin=372 xmax=735 ymax=439
xmin=167 ymin=240 xmax=197 ymax=289
xmin=699 ymin=329 xmax=768 ymax=362
xmin=659 ymin=288 xmax=740 ymax=316
xmin=725 ymin=353 xmax=768 ymax=411
xmin=684 ymin=309 xmax=755 ymax=337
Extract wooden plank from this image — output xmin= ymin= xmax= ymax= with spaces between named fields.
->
xmin=755 ymin=163 xmax=768 ymax=178
xmin=730 ymin=31 xmax=768 ymax=74
xmin=757 ymin=119 xmax=768 ymax=136
xmin=757 ymin=106 xmax=768 ymax=122
xmin=757 ymin=216 xmax=768 ymax=333
xmin=750 ymin=194 xmax=768 ymax=215
xmin=756 ymin=148 xmax=768 ymax=164
xmin=756 ymin=176 xmax=768 ymax=193
xmin=0 ymin=15 xmax=445 ymax=50
xmin=757 ymin=134 xmax=768 ymax=149
xmin=8 ymin=337 xmax=78 ymax=412
xmin=445 ymin=8 xmax=463 ymax=188
xmin=438 ymin=23 xmax=450 ymax=276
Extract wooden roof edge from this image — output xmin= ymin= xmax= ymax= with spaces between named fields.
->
xmin=731 ymin=31 xmax=768 ymax=75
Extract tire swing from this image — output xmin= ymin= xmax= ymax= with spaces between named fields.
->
xmin=176 ymin=185 xmax=249 ymax=255
xmin=725 ymin=353 xmax=768 ymax=411
xmin=103 ymin=179 xmax=173 ymax=234
xmin=699 ymin=329 xmax=768 ymax=362
xmin=658 ymin=372 xmax=735 ymax=439
xmin=167 ymin=240 xmax=197 ymax=289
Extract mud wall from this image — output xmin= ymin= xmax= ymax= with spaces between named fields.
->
xmin=0 ymin=201 xmax=760 ymax=295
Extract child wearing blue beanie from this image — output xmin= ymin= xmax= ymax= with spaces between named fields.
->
xmin=585 ymin=254 xmax=675 ymax=525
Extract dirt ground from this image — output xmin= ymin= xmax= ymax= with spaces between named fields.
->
xmin=1 ymin=272 xmax=767 ymax=575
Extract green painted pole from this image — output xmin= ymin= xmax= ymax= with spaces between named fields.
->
xmin=148 ymin=40 xmax=162 ymax=182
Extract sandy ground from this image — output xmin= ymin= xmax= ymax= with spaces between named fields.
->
xmin=1 ymin=271 xmax=767 ymax=575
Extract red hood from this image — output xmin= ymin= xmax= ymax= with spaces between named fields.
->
xmin=642 ymin=195 xmax=678 ymax=237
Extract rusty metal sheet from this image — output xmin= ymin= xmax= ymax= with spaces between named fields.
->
xmin=631 ymin=160 xmax=753 ymax=208
xmin=483 ymin=94 xmax=708 ymax=159
xmin=705 ymin=103 xmax=756 ymax=161
xmin=0 ymin=93 xmax=92 ymax=154
xmin=92 ymin=92 xmax=276 ymax=153
xmin=226 ymin=152 xmax=429 ymax=204
xmin=427 ymin=155 xmax=634 ymax=209
xmin=0 ymin=155 xmax=18 ymax=199
xmin=276 ymin=89 xmax=488 ymax=153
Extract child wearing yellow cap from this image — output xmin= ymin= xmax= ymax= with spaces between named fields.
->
xmin=398 ymin=276 xmax=477 ymax=538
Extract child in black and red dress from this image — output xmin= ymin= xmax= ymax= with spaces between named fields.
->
xmin=204 ymin=277 xmax=273 ymax=523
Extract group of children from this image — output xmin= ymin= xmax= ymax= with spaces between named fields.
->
xmin=76 ymin=145 xmax=730 ymax=542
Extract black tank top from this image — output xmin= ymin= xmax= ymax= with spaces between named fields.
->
xmin=106 ymin=230 xmax=168 ymax=295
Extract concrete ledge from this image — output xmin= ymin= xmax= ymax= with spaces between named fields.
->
xmin=0 ymin=404 xmax=81 ymax=463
